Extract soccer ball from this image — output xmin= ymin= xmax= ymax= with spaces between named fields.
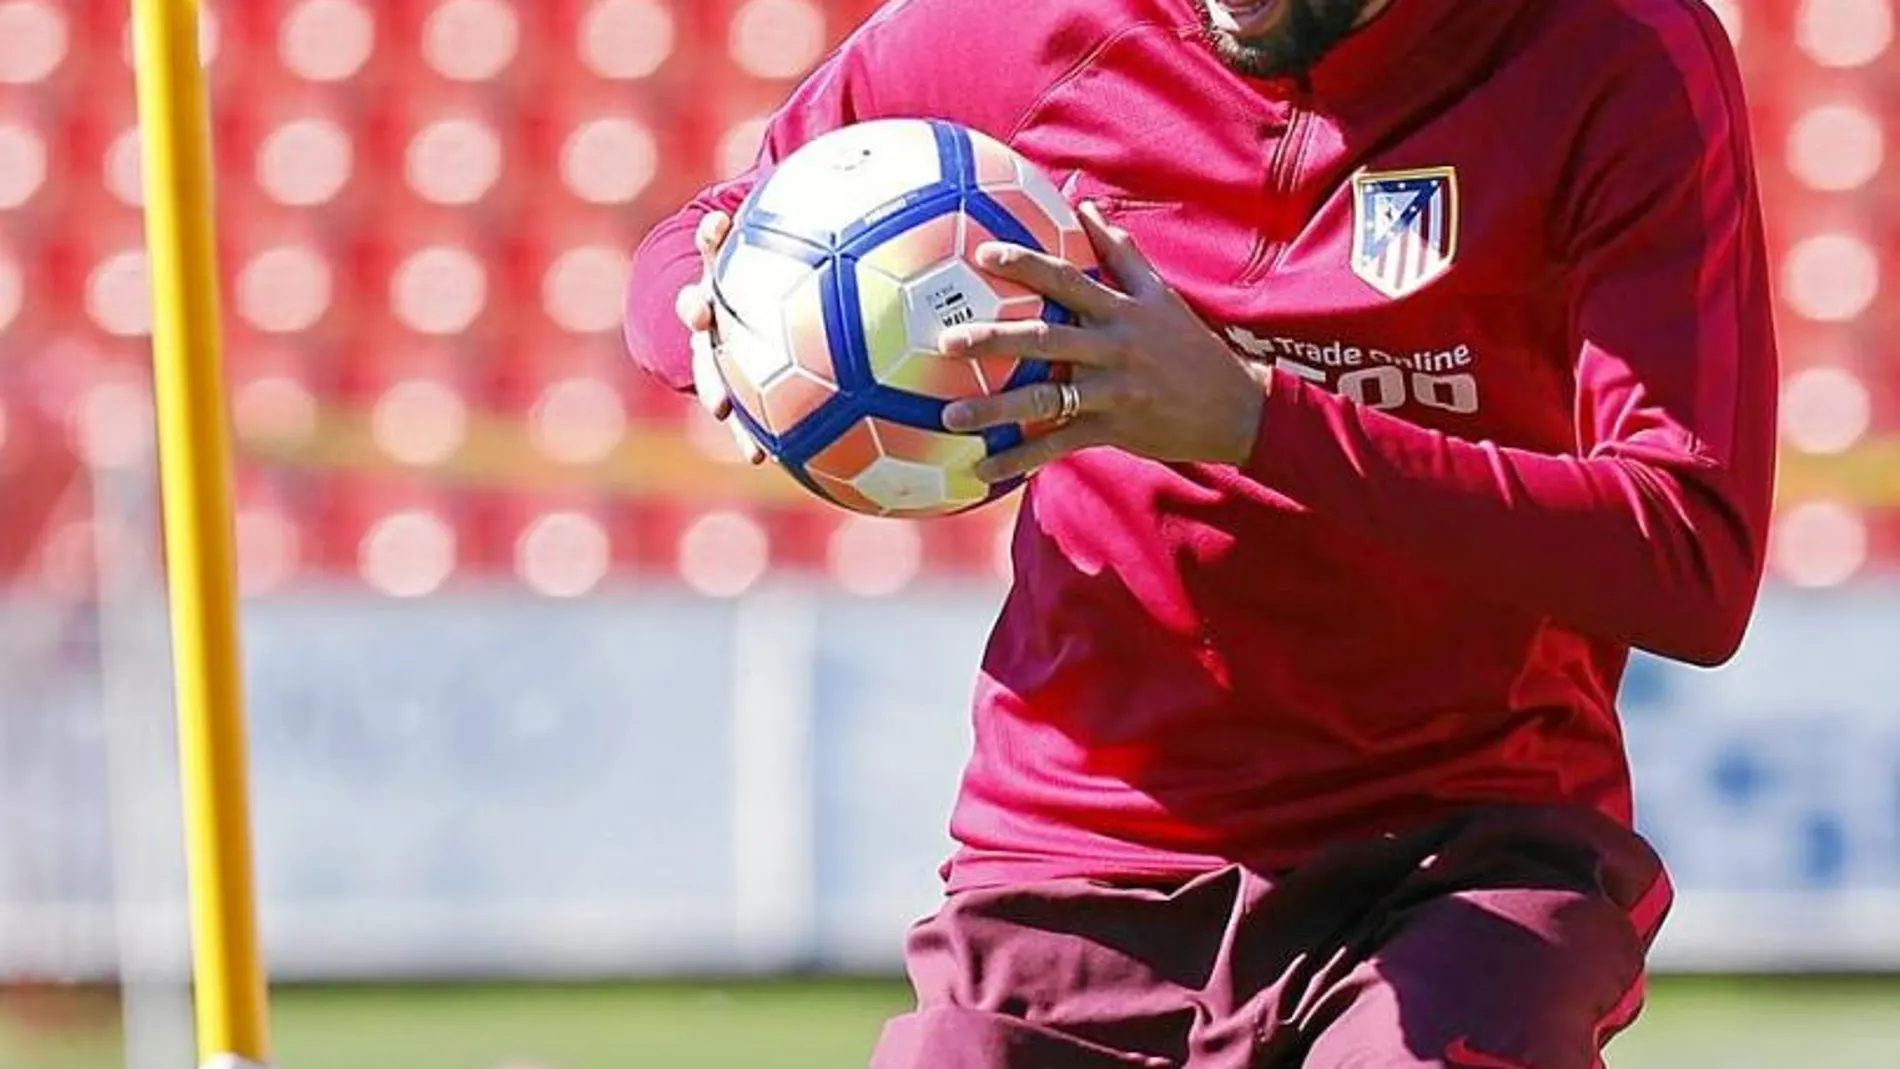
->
xmin=708 ymin=118 xmax=1096 ymax=518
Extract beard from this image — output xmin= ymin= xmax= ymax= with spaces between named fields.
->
xmin=1198 ymin=0 xmax=1372 ymax=80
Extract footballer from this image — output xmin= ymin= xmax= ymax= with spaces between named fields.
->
xmin=626 ymin=0 xmax=1777 ymax=1065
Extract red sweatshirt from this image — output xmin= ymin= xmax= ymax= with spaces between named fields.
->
xmin=627 ymin=0 xmax=1777 ymax=890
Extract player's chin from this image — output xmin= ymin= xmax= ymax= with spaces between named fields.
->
xmin=1203 ymin=34 xmax=1294 ymax=80
xmin=1200 ymin=12 xmax=1300 ymax=76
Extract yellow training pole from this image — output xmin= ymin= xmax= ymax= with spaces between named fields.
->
xmin=128 ymin=1 xmax=271 ymax=1065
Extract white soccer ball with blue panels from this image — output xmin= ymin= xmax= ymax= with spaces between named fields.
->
xmin=709 ymin=118 xmax=1095 ymax=518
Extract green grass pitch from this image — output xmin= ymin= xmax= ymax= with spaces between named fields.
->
xmin=3 ymin=976 xmax=1897 ymax=1067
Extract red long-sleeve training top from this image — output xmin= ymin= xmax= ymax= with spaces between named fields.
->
xmin=627 ymin=0 xmax=1778 ymax=891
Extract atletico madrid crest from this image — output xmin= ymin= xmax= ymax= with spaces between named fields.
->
xmin=1350 ymin=167 xmax=1459 ymax=299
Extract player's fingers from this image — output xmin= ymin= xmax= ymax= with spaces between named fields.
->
xmin=696 ymin=211 xmax=732 ymax=263
xmin=690 ymin=331 xmax=732 ymax=420
xmin=941 ymin=375 xmax=1106 ymax=434
xmin=728 ymin=416 xmax=767 ymax=465
xmin=972 ymin=242 xmax=1123 ymax=322
xmin=1077 ymin=201 xmax=1163 ymax=298
xmin=974 ymin=420 xmax=1106 ymax=484
xmin=936 ymin=319 xmax=1106 ymax=366
xmin=675 ymin=279 xmax=714 ymax=334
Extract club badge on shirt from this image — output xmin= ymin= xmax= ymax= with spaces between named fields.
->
xmin=1350 ymin=167 xmax=1460 ymax=300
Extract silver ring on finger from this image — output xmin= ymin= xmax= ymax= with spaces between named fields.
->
xmin=1054 ymin=381 xmax=1083 ymax=426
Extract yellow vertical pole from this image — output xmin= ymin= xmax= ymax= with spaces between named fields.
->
xmin=127 ymin=1 xmax=271 ymax=1065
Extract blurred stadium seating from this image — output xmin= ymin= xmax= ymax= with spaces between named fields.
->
xmin=0 ymin=0 xmax=1893 ymax=599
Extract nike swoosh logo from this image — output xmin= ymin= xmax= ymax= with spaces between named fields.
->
xmin=1444 ymin=1036 xmax=1534 ymax=1069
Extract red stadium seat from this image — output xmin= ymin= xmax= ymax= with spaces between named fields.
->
xmin=257 ymin=0 xmax=394 ymax=94
xmin=225 ymin=325 xmax=325 ymax=433
xmin=219 ymin=189 xmax=359 ymax=353
xmin=216 ymin=68 xmax=372 ymax=223
xmin=384 ymin=0 xmax=545 ymax=97
xmin=767 ymin=505 xmax=838 ymax=572
xmin=514 ymin=72 xmax=697 ymax=236
xmin=329 ymin=315 xmax=476 ymax=471
xmin=0 ymin=0 xmax=86 ymax=106
xmin=690 ymin=0 xmax=867 ymax=183
xmin=359 ymin=68 xmax=528 ymax=223
xmin=232 ymin=467 xmax=313 ymax=595
xmin=1875 ymin=512 xmax=1900 ymax=573
xmin=345 ymin=200 xmax=499 ymax=353
xmin=63 ymin=359 xmax=156 ymax=477
xmin=462 ymin=489 xmax=629 ymax=594
xmin=0 ymin=98 xmax=61 ymax=225
xmin=1770 ymin=498 xmax=1882 ymax=588
xmin=641 ymin=501 xmax=775 ymax=594
xmin=59 ymin=61 xmax=140 ymax=206
xmin=694 ymin=83 xmax=789 ymax=186
xmin=487 ymin=316 xmax=632 ymax=435
xmin=825 ymin=512 xmax=926 ymax=595
xmin=39 ymin=187 xmax=151 ymax=359
xmin=630 ymin=368 xmax=698 ymax=431
xmin=308 ymin=472 xmax=466 ymax=593
xmin=495 ymin=199 xmax=638 ymax=358
xmin=705 ymin=0 xmax=838 ymax=86
xmin=548 ymin=0 xmax=704 ymax=101
xmin=921 ymin=503 xmax=1021 ymax=580
xmin=1762 ymin=197 xmax=1881 ymax=341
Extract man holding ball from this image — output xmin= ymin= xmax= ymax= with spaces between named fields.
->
xmin=627 ymin=0 xmax=1777 ymax=1065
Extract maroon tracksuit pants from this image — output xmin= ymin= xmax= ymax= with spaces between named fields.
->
xmin=870 ymin=805 xmax=1670 ymax=1069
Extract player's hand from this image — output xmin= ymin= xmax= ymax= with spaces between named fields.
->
xmin=936 ymin=202 xmax=1268 ymax=484
xmin=675 ymin=211 xmax=767 ymax=465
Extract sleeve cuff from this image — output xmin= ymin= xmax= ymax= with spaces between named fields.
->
xmin=1241 ymin=364 xmax=1326 ymax=493
xmin=623 ymin=219 xmax=708 ymax=395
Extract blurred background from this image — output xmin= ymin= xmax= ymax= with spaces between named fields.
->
xmin=0 ymin=0 xmax=1896 ymax=1066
